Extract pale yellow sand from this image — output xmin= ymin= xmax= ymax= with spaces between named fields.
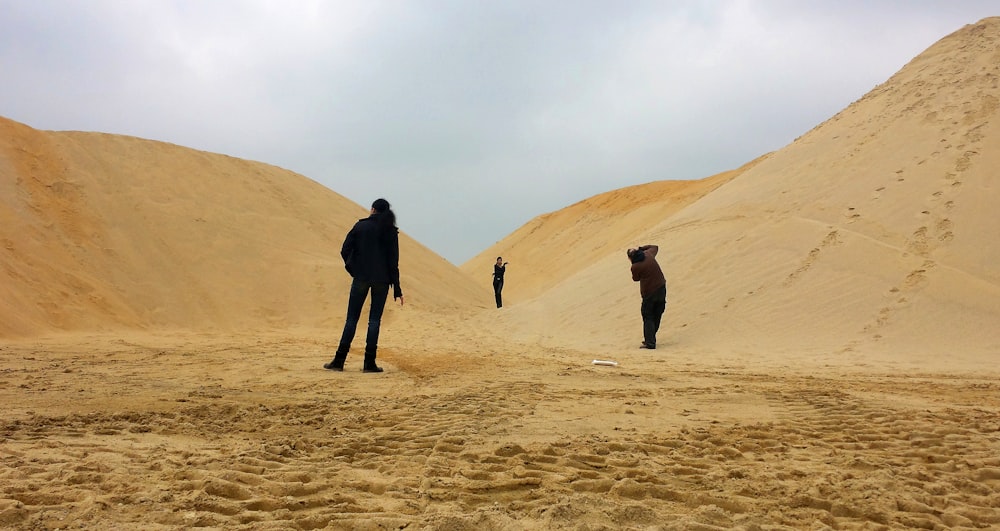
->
xmin=2 ymin=16 xmax=999 ymax=531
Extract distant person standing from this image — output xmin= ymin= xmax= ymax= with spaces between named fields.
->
xmin=324 ymin=198 xmax=404 ymax=373
xmin=627 ymin=245 xmax=666 ymax=349
xmin=493 ymin=257 xmax=508 ymax=308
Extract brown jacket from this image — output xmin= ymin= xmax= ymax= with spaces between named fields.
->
xmin=630 ymin=245 xmax=665 ymax=298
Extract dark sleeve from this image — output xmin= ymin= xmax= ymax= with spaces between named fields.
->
xmin=640 ymin=245 xmax=659 ymax=258
xmin=388 ymin=229 xmax=402 ymax=298
xmin=631 ymin=263 xmax=641 ymax=282
xmin=341 ymin=227 xmax=357 ymax=275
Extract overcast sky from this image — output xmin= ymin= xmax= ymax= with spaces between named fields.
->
xmin=2 ymin=1 xmax=996 ymax=263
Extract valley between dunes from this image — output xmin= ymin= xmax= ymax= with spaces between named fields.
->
xmin=2 ymin=17 xmax=1000 ymax=531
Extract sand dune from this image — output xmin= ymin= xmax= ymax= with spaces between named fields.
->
xmin=0 ymin=118 xmax=488 ymax=337
xmin=1 ymin=16 xmax=999 ymax=531
xmin=468 ymin=17 xmax=1000 ymax=371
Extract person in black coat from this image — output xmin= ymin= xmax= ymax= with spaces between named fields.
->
xmin=324 ymin=198 xmax=404 ymax=373
xmin=492 ymin=257 xmax=509 ymax=308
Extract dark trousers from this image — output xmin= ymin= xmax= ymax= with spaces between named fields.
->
xmin=333 ymin=279 xmax=389 ymax=367
xmin=493 ymin=278 xmax=504 ymax=308
xmin=640 ymin=285 xmax=667 ymax=347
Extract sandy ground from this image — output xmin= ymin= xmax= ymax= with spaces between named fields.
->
xmin=3 ymin=310 xmax=999 ymax=530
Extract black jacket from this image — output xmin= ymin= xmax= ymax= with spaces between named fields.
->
xmin=341 ymin=214 xmax=402 ymax=298
xmin=493 ymin=264 xmax=506 ymax=282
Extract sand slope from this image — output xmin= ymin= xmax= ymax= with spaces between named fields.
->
xmin=0 ymin=118 xmax=489 ymax=337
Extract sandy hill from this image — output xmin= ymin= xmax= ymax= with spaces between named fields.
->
xmin=466 ymin=17 xmax=1000 ymax=369
xmin=0 ymin=118 xmax=488 ymax=337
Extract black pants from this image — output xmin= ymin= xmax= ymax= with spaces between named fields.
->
xmin=334 ymin=279 xmax=389 ymax=367
xmin=640 ymin=285 xmax=666 ymax=348
xmin=493 ymin=278 xmax=504 ymax=308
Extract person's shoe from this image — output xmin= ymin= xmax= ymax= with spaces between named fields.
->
xmin=323 ymin=361 xmax=344 ymax=371
xmin=362 ymin=366 xmax=384 ymax=373
xmin=640 ymin=342 xmax=656 ymax=349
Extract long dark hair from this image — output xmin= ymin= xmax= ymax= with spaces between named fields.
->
xmin=372 ymin=198 xmax=397 ymax=232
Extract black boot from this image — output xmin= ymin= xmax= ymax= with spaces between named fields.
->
xmin=324 ymin=351 xmax=347 ymax=371
xmin=362 ymin=350 xmax=382 ymax=373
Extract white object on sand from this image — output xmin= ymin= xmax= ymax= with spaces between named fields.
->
xmin=592 ymin=360 xmax=618 ymax=367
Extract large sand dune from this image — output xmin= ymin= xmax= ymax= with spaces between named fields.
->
xmin=1 ymin=17 xmax=999 ymax=531
xmin=0 ymin=118 xmax=489 ymax=337
xmin=465 ymin=17 xmax=1000 ymax=370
